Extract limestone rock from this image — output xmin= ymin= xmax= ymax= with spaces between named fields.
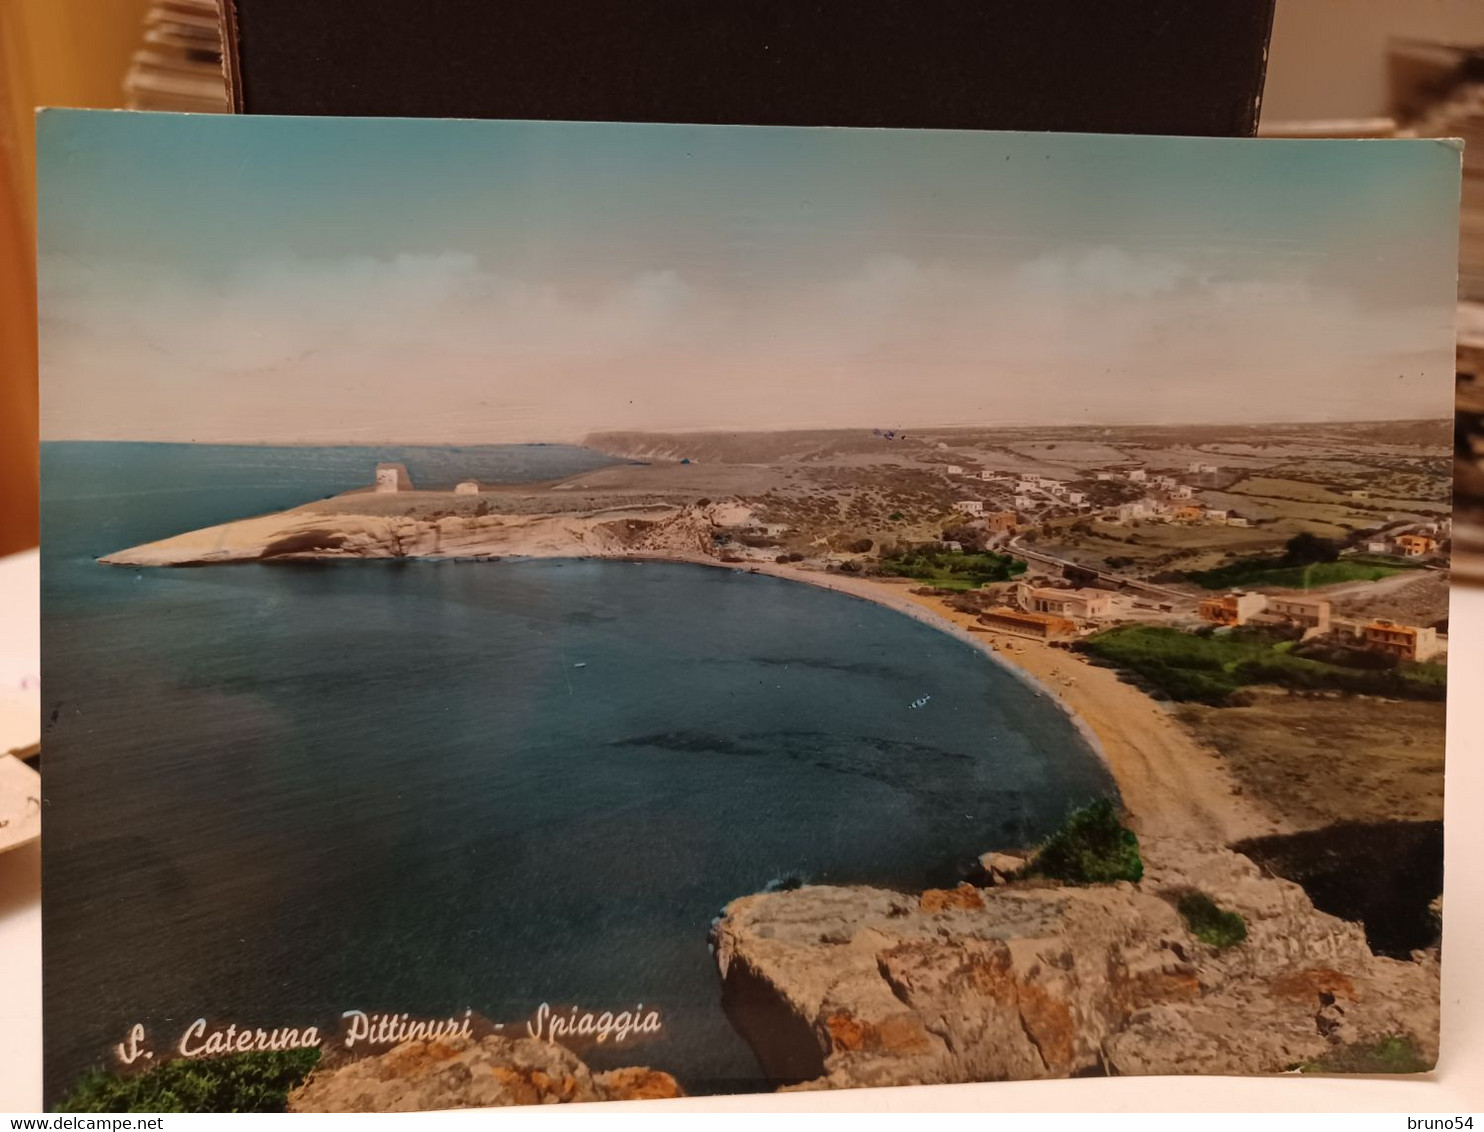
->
xmin=712 ymin=838 xmax=1438 ymax=1090
xmin=287 ymin=1036 xmax=682 ymax=1113
xmin=978 ymin=851 xmax=1030 ymax=885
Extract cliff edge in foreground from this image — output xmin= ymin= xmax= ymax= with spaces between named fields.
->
xmin=711 ymin=837 xmax=1439 ymax=1090
xmin=288 ymin=1035 xmax=682 ymax=1112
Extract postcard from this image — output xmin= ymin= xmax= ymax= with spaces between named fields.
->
xmin=38 ymin=111 xmax=1457 ymax=1112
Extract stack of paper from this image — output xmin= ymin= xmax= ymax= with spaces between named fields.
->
xmin=0 ymin=550 xmax=38 ymax=855
xmin=124 ymin=0 xmax=229 ymax=113
xmin=1392 ymin=40 xmax=1484 ymax=301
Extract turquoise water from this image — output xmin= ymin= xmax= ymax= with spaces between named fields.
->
xmin=41 ymin=442 xmax=1116 ymax=1102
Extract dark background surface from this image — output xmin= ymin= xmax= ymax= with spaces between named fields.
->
xmin=226 ymin=0 xmax=1273 ymax=136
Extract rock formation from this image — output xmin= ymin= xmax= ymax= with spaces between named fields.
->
xmin=100 ymin=502 xmax=730 ymax=567
xmin=711 ymin=837 xmax=1439 ymax=1090
xmin=287 ymin=1035 xmax=682 ymax=1113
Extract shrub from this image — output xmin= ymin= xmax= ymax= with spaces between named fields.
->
xmin=1029 ymin=799 xmax=1143 ymax=884
xmin=848 ymin=538 xmax=875 ymax=553
xmin=55 ymin=1049 xmax=321 ymax=1113
xmin=1178 ymin=892 xmax=1247 ymax=949
xmin=1300 ymin=1036 xmax=1432 ymax=1075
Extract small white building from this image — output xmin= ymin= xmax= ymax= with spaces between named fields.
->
xmin=454 ymin=480 xmax=481 ymax=495
xmin=1013 ymin=494 xmax=1035 ymax=510
xmin=1189 ymin=461 xmax=1219 ymax=475
xmin=1128 ymin=469 xmax=1147 ymax=483
xmin=954 ymin=500 xmax=985 ymax=515
xmin=979 ymin=471 xmax=999 ymax=481
xmin=1173 ymin=484 xmax=1194 ymax=499
xmin=1067 ymin=491 xmax=1086 ymax=505
xmin=374 ymin=462 xmax=413 ymax=493
xmin=1349 ymin=489 xmax=1371 ymax=500
xmin=1096 ymin=472 xmax=1116 ymax=481
xmin=946 ymin=465 xmax=965 ymax=475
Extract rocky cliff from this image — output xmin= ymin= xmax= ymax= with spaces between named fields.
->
xmin=711 ymin=837 xmax=1439 ymax=1090
xmin=100 ymin=502 xmax=727 ymax=567
xmin=287 ymin=1035 xmax=682 ymax=1112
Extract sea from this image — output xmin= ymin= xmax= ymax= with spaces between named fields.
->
xmin=40 ymin=442 xmax=1117 ymax=1103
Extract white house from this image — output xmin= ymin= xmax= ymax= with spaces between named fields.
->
xmin=946 ymin=465 xmax=965 ymax=475
xmin=374 ymin=462 xmax=413 ymax=493
xmin=1189 ymin=461 xmax=1219 ymax=474
xmin=454 ymin=480 xmax=480 ymax=495
xmin=1173 ymin=484 xmax=1194 ymax=499
xmin=1014 ymin=494 xmax=1035 ymax=510
xmin=1067 ymin=491 xmax=1086 ymax=505
xmin=1128 ymin=469 xmax=1147 ymax=482
xmin=1096 ymin=472 xmax=1116 ymax=481
xmin=954 ymin=500 xmax=985 ymax=515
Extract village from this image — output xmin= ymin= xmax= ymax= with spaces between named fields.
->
xmin=920 ymin=455 xmax=1450 ymax=665
xmin=596 ymin=439 xmax=1452 ymax=673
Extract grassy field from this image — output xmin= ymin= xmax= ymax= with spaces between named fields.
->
xmin=1226 ymin=475 xmax=1449 ymax=515
xmin=877 ymin=547 xmax=1027 ymax=590
xmin=1080 ymin=624 xmax=1446 ymax=706
xmin=1177 ymin=693 xmax=1445 ymax=828
xmin=1187 ymin=556 xmax=1415 ymax=591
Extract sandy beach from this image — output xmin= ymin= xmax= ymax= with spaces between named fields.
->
xmin=731 ymin=563 xmax=1279 ymax=844
xmin=600 ymin=551 xmax=1279 ymax=844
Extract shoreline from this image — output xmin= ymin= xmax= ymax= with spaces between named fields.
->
xmin=103 ymin=519 xmax=1279 ymax=843
xmin=520 ymin=549 xmax=1280 ymax=844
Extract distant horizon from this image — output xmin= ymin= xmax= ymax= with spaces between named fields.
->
xmin=38 ymin=414 xmax=1455 ymax=449
xmin=39 ymin=114 xmax=1459 ymax=443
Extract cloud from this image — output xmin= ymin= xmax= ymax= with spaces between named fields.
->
xmin=39 ymin=244 xmax=1454 ymax=442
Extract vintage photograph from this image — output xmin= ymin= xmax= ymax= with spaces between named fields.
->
xmin=39 ymin=112 xmax=1456 ymax=1111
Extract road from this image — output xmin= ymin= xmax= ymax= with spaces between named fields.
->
xmin=1006 ymin=533 xmax=1199 ymax=605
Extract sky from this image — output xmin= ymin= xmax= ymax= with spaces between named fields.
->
xmin=38 ymin=111 xmax=1461 ymax=444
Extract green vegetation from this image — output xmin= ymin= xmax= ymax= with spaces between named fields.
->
xmin=1300 ymin=1036 xmax=1432 ymax=1075
xmin=1028 ymin=799 xmax=1143 ymax=884
xmin=1187 ymin=532 xmax=1416 ymax=590
xmin=878 ymin=545 xmax=1027 ymax=590
xmin=55 ymin=1049 xmax=320 ymax=1114
xmin=1178 ymin=892 xmax=1248 ymax=949
xmin=1080 ymin=624 xmax=1446 ymax=706
xmin=1188 ymin=558 xmax=1410 ymax=591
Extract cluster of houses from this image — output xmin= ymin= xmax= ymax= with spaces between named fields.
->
xmin=944 ymin=458 xmax=1237 ymax=533
xmin=975 ymin=581 xmax=1120 ymax=641
xmin=1363 ymin=521 xmax=1449 ymax=559
xmin=945 ymin=466 xmax=1099 ymax=530
xmin=1197 ymin=589 xmax=1445 ymax=663
xmin=1104 ymin=462 xmax=1244 ymax=526
xmin=1109 ymin=498 xmax=1246 ymax=526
